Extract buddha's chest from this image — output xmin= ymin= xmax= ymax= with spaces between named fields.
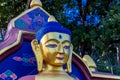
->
xmin=35 ymin=73 xmax=74 ymax=80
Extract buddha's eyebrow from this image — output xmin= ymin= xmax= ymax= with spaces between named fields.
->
xmin=62 ymin=40 xmax=71 ymax=44
xmin=44 ymin=39 xmax=59 ymax=44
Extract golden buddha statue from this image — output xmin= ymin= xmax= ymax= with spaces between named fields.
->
xmin=19 ymin=21 xmax=74 ymax=80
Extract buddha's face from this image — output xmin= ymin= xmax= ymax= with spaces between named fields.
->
xmin=40 ymin=32 xmax=72 ymax=66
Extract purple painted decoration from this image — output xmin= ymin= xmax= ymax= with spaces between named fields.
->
xmin=14 ymin=8 xmax=49 ymax=32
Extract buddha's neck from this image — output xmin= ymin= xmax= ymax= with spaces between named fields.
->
xmin=44 ymin=64 xmax=64 ymax=72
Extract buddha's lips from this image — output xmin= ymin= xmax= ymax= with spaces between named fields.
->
xmin=56 ymin=57 xmax=64 ymax=60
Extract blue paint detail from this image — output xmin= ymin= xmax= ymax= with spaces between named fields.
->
xmin=59 ymin=34 xmax=62 ymax=39
xmin=27 ymin=8 xmax=49 ymax=21
xmin=5 ymin=77 xmax=12 ymax=80
xmin=15 ymin=19 xmax=27 ymax=29
xmin=4 ymin=70 xmax=13 ymax=76
xmin=14 ymin=8 xmax=49 ymax=32
xmin=0 ymin=42 xmax=38 ymax=80
xmin=28 ymin=8 xmax=49 ymax=31
xmin=70 ymin=64 xmax=85 ymax=80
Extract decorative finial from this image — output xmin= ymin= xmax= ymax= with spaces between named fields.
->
xmin=48 ymin=15 xmax=57 ymax=22
xmin=30 ymin=0 xmax=42 ymax=8
xmin=82 ymin=55 xmax=97 ymax=72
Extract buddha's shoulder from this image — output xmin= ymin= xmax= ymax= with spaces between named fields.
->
xmin=18 ymin=75 xmax=35 ymax=80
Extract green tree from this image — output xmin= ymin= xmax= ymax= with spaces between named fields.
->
xmin=0 ymin=0 xmax=27 ymax=41
xmin=101 ymin=0 xmax=120 ymax=65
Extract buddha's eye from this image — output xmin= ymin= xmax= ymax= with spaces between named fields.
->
xmin=46 ymin=44 xmax=57 ymax=48
xmin=63 ymin=45 xmax=70 ymax=49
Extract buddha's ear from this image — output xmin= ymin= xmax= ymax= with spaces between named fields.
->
xmin=31 ymin=39 xmax=43 ymax=72
xmin=66 ymin=44 xmax=73 ymax=73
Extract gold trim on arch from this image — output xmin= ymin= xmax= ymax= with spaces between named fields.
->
xmin=0 ymin=30 xmax=35 ymax=55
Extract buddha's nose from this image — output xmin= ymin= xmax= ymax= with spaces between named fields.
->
xmin=58 ymin=44 xmax=64 ymax=53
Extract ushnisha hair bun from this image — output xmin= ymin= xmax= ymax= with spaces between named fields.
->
xmin=36 ymin=21 xmax=72 ymax=43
